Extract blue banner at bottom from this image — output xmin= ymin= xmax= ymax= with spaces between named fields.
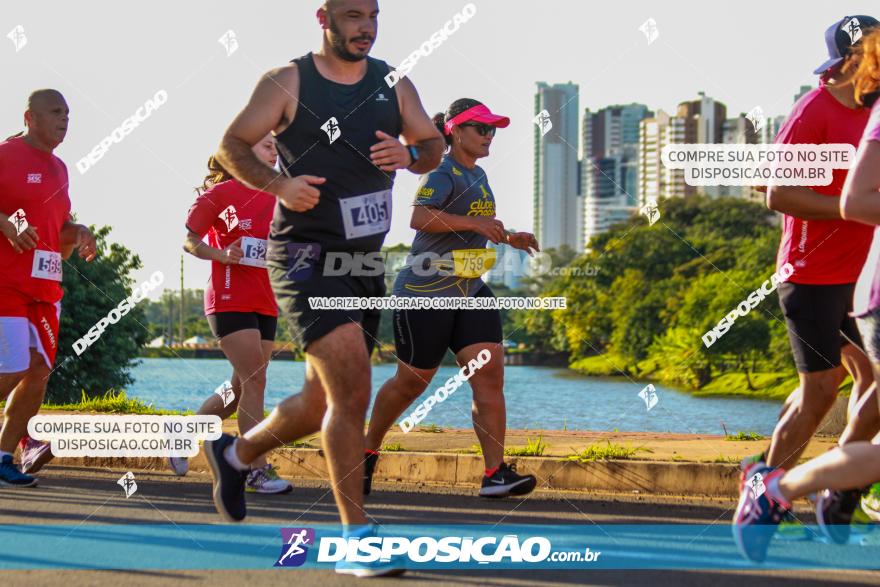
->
xmin=0 ymin=524 xmax=878 ymax=570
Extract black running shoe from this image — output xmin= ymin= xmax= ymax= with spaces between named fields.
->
xmin=205 ymin=433 xmax=248 ymax=522
xmin=479 ymin=462 xmax=537 ymax=498
xmin=817 ymin=488 xmax=862 ymax=544
xmin=363 ymin=451 xmax=379 ymax=496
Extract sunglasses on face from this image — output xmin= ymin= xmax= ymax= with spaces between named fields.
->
xmin=459 ymin=123 xmax=496 ymax=136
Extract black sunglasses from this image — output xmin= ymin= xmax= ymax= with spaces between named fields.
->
xmin=459 ymin=122 xmax=496 ymax=136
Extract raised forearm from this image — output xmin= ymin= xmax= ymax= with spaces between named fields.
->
xmin=59 ymin=221 xmax=83 ymax=246
xmin=216 ymin=135 xmax=284 ymax=196
xmin=841 ymin=186 xmax=880 ymax=225
xmin=183 ymin=232 xmax=223 ymax=262
xmin=766 ymin=185 xmax=841 ymax=220
xmin=841 ymin=142 xmax=880 ymax=225
xmin=411 ymin=206 xmax=474 ymax=233
xmin=59 ymin=221 xmax=82 ymax=258
xmin=408 ymin=137 xmax=445 ymax=174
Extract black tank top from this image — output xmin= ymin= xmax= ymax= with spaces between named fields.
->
xmin=270 ymin=52 xmax=402 ymax=257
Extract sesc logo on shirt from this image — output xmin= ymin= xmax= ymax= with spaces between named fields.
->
xmin=26 ymin=173 xmax=42 ymax=184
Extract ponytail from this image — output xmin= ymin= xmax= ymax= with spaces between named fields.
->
xmin=435 ymin=98 xmax=484 ymax=151
xmin=196 ymin=155 xmax=233 ymax=195
xmin=433 ymin=113 xmax=451 ymax=148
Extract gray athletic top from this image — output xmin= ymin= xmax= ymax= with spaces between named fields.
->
xmin=393 ymin=153 xmax=496 ymax=297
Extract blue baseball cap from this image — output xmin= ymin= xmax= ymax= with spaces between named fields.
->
xmin=814 ymin=15 xmax=879 ymax=74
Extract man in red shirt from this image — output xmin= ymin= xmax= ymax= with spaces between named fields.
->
xmin=0 ymin=89 xmax=96 ymax=487
xmin=762 ymin=15 xmax=879 ymax=536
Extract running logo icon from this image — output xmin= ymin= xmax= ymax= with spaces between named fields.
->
xmin=321 ymin=117 xmax=341 ymax=144
xmin=214 ymin=381 xmax=235 ymax=408
xmin=638 ymin=384 xmax=658 ymax=411
xmin=639 ymin=197 xmax=660 ymax=225
xmin=746 ymin=106 xmax=766 ymax=133
xmin=533 ymin=110 xmax=552 ymax=137
xmin=219 ymin=205 xmax=239 ymax=231
xmin=638 ymin=18 xmax=660 ymax=45
xmin=843 ymin=17 xmax=863 ymax=45
xmin=10 ymin=209 xmax=28 ymax=236
xmin=747 ymin=472 xmax=765 ymax=500
xmin=118 ymin=472 xmax=137 ymax=498
xmin=275 ymin=527 xmax=315 ymax=567
xmin=7 ymin=25 xmax=27 ymax=52
xmin=218 ymin=30 xmax=239 ymax=56
xmin=376 ymin=93 xmax=389 ymax=102
xmin=284 ymin=243 xmax=320 ymax=281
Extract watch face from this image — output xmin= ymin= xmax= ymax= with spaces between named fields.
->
xmin=408 ymin=145 xmax=419 ymax=162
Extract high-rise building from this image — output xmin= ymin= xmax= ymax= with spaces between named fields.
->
xmin=534 ymin=82 xmax=580 ymax=251
xmin=639 ymin=110 xmax=690 ymax=205
xmin=581 ymin=103 xmax=651 ymax=245
xmin=676 ymin=91 xmax=727 ymax=147
xmin=718 ymin=114 xmax=760 ymax=199
xmin=638 ymin=92 xmax=728 ymax=204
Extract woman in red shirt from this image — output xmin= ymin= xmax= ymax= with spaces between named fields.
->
xmin=171 ymin=134 xmax=290 ymax=494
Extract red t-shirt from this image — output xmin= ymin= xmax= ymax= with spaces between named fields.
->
xmin=0 ymin=136 xmax=71 ymax=316
xmin=775 ymin=86 xmax=873 ymax=285
xmin=185 ymin=179 xmax=278 ymax=316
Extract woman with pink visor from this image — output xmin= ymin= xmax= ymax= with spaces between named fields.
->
xmin=362 ymin=99 xmax=540 ymax=499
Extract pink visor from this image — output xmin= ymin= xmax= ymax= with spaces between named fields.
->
xmin=443 ymin=104 xmax=510 ymax=135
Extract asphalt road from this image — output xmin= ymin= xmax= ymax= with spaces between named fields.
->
xmin=0 ymin=466 xmax=878 ymax=587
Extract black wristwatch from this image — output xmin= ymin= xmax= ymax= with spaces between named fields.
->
xmin=406 ymin=145 xmax=419 ymax=167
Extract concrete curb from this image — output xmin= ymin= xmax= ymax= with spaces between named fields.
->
xmin=59 ymin=448 xmax=741 ymax=497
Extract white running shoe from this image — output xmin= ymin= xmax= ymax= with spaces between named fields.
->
xmin=168 ymin=456 xmax=189 ymax=477
xmin=246 ymin=464 xmax=293 ymax=494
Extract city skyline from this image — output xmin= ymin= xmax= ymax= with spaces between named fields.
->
xmin=2 ymin=1 xmax=876 ymax=295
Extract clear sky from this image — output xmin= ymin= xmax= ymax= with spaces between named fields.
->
xmin=2 ymin=1 xmax=877 ymax=297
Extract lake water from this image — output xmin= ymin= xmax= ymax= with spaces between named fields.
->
xmin=127 ymin=358 xmax=781 ymax=435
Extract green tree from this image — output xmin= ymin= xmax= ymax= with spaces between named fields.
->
xmin=48 ymin=226 xmax=150 ymax=403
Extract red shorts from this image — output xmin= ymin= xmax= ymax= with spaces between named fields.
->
xmin=0 ymin=301 xmax=61 ymax=373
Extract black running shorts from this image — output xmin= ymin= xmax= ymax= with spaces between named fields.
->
xmin=777 ymin=281 xmax=863 ymax=373
xmin=393 ymin=285 xmax=502 ymax=369
xmin=269 ymin=265 xmax=384 ymax=353
xmin=206 ymin=312 xmax=277 ymax=341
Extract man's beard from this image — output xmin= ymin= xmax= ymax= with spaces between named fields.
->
xmin=328 ymin=16 xmax=370 ymax=62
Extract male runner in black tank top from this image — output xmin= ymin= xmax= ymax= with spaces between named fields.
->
xmin=206 ymin=0 xmax=443 ymax=574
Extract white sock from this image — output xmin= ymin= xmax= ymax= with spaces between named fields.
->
xmin=223 ymin=439 xmax=249 ymax=472
xmin=765 ymin=474 xmax=791 ymax=509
